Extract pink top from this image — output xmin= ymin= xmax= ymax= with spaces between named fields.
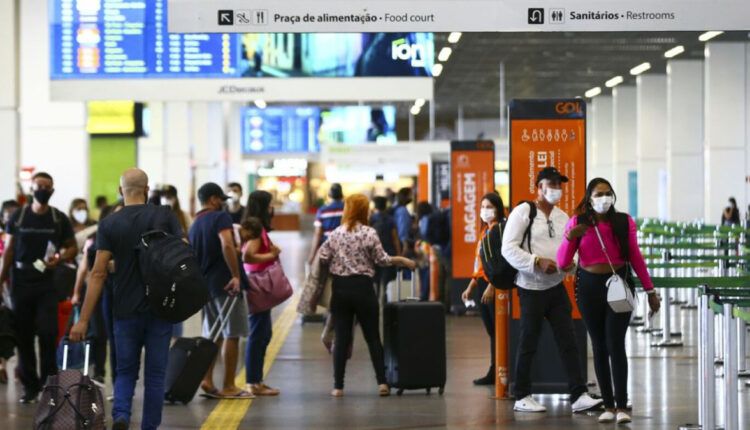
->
xmin=243 ymin=229 xmax=275 ymax=273
xmin=556 ymin=215 xmax=654 ymax=290
xmin=318 ymin=224 xmax=392 ymax=278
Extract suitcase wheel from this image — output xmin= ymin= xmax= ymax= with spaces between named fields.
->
xmin=397 ymin=389 xmax=404 ymax=396
xmin=438 ymin=386 xmax=445 ymax=395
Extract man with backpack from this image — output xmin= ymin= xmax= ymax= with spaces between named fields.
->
xmin=391 ymin=187 xmax=414 ymax=256
xmin=370 ymin=196 xmax=401 ymax=301
xmin=70 ymin=168 xmax=184 ymax=430
xmin=0 ymin=172 xmax=77 ymax=404
xmin=501 ymin=167 xmax=601 ymax=414
xmin=308 ymin=183 xmax=344 ymax=264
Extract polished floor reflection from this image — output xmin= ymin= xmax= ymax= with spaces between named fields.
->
xmin=0 ymin=232 xmax=747 ymax=429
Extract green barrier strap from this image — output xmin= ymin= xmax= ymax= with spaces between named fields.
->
xmin=734 ymin=307 xmax=750 ymax=324
xmin=646 ymin=262 xmax=718 ymax=269
xmin=650 ymin=254 xmax=750 ymax=261
xmin=705 ymin=288 xmax=750 ymax=297
xmin=709 ymin=298 xmax=724 ymax=315
xmin=632 ymin=276 xmax=750 ymax=289
xmin=639 ymin=243 xmax=734 ymax=250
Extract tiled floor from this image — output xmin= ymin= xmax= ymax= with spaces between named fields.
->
xmin=2 ymin=231 xmax=748 ymax=429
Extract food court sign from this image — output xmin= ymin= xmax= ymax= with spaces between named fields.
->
xmin=168 ymin=0 xmax=750 ymax=33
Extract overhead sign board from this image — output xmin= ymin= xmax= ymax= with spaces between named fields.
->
xmin=168 ymin=0 xmax=750 ymax=33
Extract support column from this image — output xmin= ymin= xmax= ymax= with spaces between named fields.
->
xmin=138 ymin=102 xmax=166 ymax=185
xmin=163 ymin=102 xmax=192 ymax=209
xmin=612 ymin=86 xmax=637 ymax=216
xmin=704 ymin=42 xmax=747 ymax=224
xmin=20 ymin=0 xmax=87 ymax=207
xmin=0 ymin=0 xmax=18 ymax=199
xmin=590 ymin=95 xmax=613 ymax=182
xmin=636 ymin=74 xmax=668 ymax=219
xmin=667 ymin=60 xmax=704 ymax=222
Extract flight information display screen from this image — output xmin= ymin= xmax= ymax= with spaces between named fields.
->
xmin=50 ymin=0 xmax=434 ymax=79
xmin=241 ymin=107 xmax=321 ymax=154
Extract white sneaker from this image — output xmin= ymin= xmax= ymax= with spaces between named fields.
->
xmin=598 ymin=411 xmax=616 ymax=423
xmin=571 ymin=393 xmax=604 ymax=412
xmin=616 ymin=412 xmax=632 ymax=424
xmin=514 ymin=395 xmax=546 ymax=412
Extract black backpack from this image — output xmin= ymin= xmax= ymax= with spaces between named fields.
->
xmin=371 ymin=213 xmax=393 ymax=249
xmin=481 ymin=201 xmax=536 ymax=290
xmin=137 ymin=230 xmax=210 ymax=323
xmin=424 ymin=209 xmax=451 ymax=247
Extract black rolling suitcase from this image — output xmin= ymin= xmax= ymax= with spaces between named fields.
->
xmin=164 ymin=295 xmax=239 ymax=404
xmin=383 ymin=270 xmax=446 ymax=395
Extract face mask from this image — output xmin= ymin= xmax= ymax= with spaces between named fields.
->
xmin=592 ymin=196 xmax=614 ymax=214
xmin=227 ymin=192 xmax=240 ymax=204
xmin=161 ymin=197 xmax=174 ymax=207
xmin=544 ymin=188 xmax=562 ymax=205
xmin=72 ymin=209 xmax=88 ymax=224
xmin=33 ymin=189 xmax=53 ymax=205
xmin=480 ymin=208 xmax=497 ymax=224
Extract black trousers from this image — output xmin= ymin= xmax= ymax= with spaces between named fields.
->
xmin=476 ymin=279 xmax=495 ymax=374
xmin=331 ymin=275 xmax=386 ymax=390
xmin=12 ymin=275 xmax=58 ymax=395
xmin=576 ymin=269 xmax=632 ymax=409
xmin=90 ymin=297 xmax=107 ymax=378
xmin=513 ymin=284 xmax=587 ymax=402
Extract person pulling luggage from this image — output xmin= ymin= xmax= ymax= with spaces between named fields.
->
xmin=317 ymin=194 xmax=415 ymax=397
xmin=501 ymin=167 xmax=602 ymax=413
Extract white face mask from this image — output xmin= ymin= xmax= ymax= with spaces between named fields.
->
xmin=544 ymin=188 xmax=562 ymax=205
xmin=227 ymin=192 xmax=240 ymax=204
xmin=161 ymin=197 xmax=175 ymax=207
xmin=592 ymin=196 xmax=614 ymax=214
xmin=72 ymin=209 xmax=88 ymax=224
xmin=480 ymin=208 xmax=497 ymax=224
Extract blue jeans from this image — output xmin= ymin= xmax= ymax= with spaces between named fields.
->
xmin=113 ymin=312 xmax=172 ymax=430
xmin=246 ymin=310 xmax=272 ymax=384
xmin=419 ymin=266 xmax=430 ymax=301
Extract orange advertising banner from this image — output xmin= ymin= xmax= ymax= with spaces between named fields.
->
xmin=450 ymin=141 xmax=495 ymax=279
xmin=508 ymin=100 xmax=587 ymax=320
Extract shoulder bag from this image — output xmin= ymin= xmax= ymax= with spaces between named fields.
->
xmin=245 ymin=231 xmax=293 ymax=313
xmin=592 ymin=222 xmax=635 ymax=313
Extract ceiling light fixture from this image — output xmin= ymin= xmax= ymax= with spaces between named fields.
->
xmin=699 ymin=31 xmax=724 ymax=42
xmin=414 ymin=99 xmax=426 ymax=108
xmin=437 ymin=47 xmax=452 ymax=62
xmin=447 ymin=32 xmax=462 ymax=44
xmin=585 ymin=87 xmax=602 ymax=98
xmin=432 ymin=63 xmax=443 ymax=77
xmin=254 ymin=100 xmax=267 ymax=109
xmin=630 ymin=62 xmax=651 ymax=76
xmin=664 ymin=45 xmax=685 ymax=58
xmin=605 ymin=76 xmax=624 ymax=88
xmin=410 ymin=105 xmax=421 ymax=116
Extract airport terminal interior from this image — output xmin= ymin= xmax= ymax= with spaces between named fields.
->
xmin=1 ymin=0 xmax=750 ymax=429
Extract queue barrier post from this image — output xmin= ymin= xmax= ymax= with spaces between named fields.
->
xmin=738 ymin=313 xmax=749 ymax=378
xmin=699 ymin=288 xmax=716 ymax=430
xmin=652 ymin=254 xmax=683 ymax=348
xmin=723 ymin=302 xmax=739 ymax=430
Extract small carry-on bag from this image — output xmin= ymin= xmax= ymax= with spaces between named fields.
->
xmin=164 ymin=295 xmax=240 ymax=404
xmin=383 ymin=270 xmax=446 ymax=395
xmin=592 ymin=223 xmax=635 ymax=313
xmin=34 ymin=339 xmax=105 ymax=430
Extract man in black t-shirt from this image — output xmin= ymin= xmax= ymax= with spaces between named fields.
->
xmin=0 ymin=172 xmax=77 ymax=404
xmin=225 ymin=182 xmax=246 ymax=224
xmin=71 ymin=168 xmax=183 ymax=430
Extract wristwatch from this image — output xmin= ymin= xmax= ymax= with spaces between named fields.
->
xmin=646 ymin=289 xmax=656 ymax=295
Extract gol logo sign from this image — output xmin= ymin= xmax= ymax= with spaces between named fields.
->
xmin=555 ymin=101 xmax=583 ymax=115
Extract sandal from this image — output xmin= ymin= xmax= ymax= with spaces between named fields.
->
xmin=216 ymin=389 xmax=255 ymax=400
xmin=379 ymin=384 xmax=390 ymax=397
xmin=331 ymin=389 xmax=343 ymax=397
xmin=247 ymin=383 xmax=280 ymax=396
xmin=199 ymin=385 xmax=219 ymax=399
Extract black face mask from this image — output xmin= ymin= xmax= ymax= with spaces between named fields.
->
xmin=34 ymin=189 xmax=53 ymax=205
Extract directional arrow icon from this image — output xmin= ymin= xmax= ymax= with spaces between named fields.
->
xmin=218 ymin=10 xmax=234 ymax=25
xmin=527 ymin=8 xmax=544 ymax=24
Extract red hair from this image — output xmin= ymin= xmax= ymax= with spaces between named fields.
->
xmin=342 ymin=194 xmax=370 ymax=231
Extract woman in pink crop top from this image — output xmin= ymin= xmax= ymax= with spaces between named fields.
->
xmin=556 ymin=178 xmax=661 ymax=424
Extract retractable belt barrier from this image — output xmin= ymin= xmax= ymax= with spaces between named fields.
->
xmin=632 ymin=220 xmax=750 ymax=430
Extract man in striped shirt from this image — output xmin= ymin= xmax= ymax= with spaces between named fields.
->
xmin=308 ymin=183 xmax=344 ymax=264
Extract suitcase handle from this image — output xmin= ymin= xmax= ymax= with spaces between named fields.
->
xmin=396 ymin=269 xmax=420 ymax=302
xmin=61 ymin=336 xmax=93 ymax=376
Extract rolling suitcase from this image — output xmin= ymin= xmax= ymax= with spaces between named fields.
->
xmin=34 ymin=338 xmax=106 ymax=430
xmin=383 ymin=270 xmax=446 ymax=395
xmin=164 ymin=295 xmax=239 ymax=404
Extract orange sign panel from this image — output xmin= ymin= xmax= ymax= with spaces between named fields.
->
xmin=451 ymin=141 xmax=495 ymax=279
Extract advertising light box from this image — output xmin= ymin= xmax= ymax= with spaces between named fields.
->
xmin=319 ymin=106 xmax=397 ymax=145
xmin=50 ymin=0 xmax=434 ymax=80
xmin=241 ymin=107 xmax=320 ymax=154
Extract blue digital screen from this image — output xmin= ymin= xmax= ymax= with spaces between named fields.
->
xmin=241 ymin=107 xmax=321 ymax=154
xmin=50 ymin=0 xmax=434 ymax=79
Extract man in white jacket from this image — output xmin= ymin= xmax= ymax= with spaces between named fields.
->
xmin=501 ymin=167 xmax=602 ymax=414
